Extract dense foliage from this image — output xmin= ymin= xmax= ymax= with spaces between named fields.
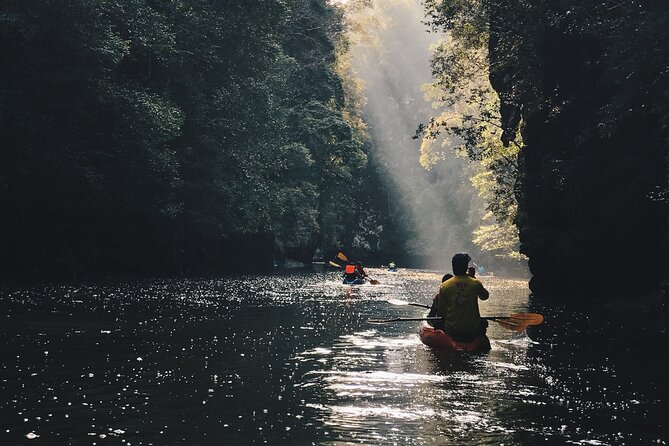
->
xmin=0 ymin=0 xmax=369 ymax=278
xmin=423 ymin=0 xmax=669 ymax=298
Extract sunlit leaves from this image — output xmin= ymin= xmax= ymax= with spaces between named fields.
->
xmin=472 ymin=212 xmax=525 ymax=260
xmin=420 ymin=0 xmax=523 ymax=259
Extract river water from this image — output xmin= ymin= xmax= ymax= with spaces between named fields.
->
xmin=1 ymin=269 xmax=666 ymax=445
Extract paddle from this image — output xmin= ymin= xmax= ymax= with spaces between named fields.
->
xmin=486 ymin=313 xmax=544 ymax=324
xmin=337 ymin=252 xmax=380 ymax=285
xmin=328 ymin=261 xmax=342 ymax=268
xmin=367 ymin=317 xmax=442 ymax=323
xmin=367 ymin=311 xmax=544 ymax=331
xmin=406 ymin=302 xmax=430 ymax=309
xmin=486 ymin=313 xmax=544 ymax=331
xmin=404 ymin=301 xmax=543 ymax=328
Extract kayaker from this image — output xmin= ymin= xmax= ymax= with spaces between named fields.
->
xmin=441 ymin=273 xmax=454 ymax=283
xmin=434 ymin=253 xmax=489 ymax=342
xmin=355 ymin=261 xmax=368 ymax=278
xmin=343 ymin=262 xmax=361 ymax=282
xmin=388 ymin=261 xmax=397 ymax=271
xmin=427 ymin=273 xmax=453 ymax=329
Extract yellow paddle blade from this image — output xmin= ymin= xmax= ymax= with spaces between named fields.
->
xmin=507 ymin=313 xmax=544 ymax=326
xmin=328 ymin=261 xmax=342 ymax=268
xmin=337 ymin=252 xmax=348 ymax=262
xmin=490 ymin=313 xmax=544 ymax=331
xmin=493 ymin=319 xmax=528 ymax=332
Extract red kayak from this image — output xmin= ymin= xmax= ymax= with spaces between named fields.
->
xmin=419 ymin=323 xmax=491 ymax=352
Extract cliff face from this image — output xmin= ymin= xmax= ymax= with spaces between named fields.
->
xmin=488 ymin=2 xmax=668 ymax=299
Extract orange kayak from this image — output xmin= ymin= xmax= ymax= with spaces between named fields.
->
xmin=419 ymin=323 xmax=491 ymax=352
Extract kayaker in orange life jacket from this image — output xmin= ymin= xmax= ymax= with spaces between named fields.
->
xmin=343 ymin=262 xmax=361 ymax=281
xmin=434 ymin=253 xmax=490 ymax=342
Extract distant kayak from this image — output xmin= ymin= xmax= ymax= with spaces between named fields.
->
xmin=388 ymin=268 xmax=397 ymax=272
xmin=419 ymin=323 xmax=491 ymax=352
xmin=343 ymin=277 xmax=366 ymax=285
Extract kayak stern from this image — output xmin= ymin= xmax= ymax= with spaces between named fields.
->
xmin=419 ymin=323 xmax=491 ymax=352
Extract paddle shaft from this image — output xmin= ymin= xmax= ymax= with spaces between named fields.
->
xmin=370 ymin=300 xmax=543 ymax=329
xmin=407 ymin=303 xmax=541 ymax=322
xmin=368 ymin=317 xmax=442 ymax=323
xmin=410 ymin=302 xmax=510 ymax=320
xmin=367 ymin=316 xmax=536 ymax=328
xmin=394 ymin=310 xmax=526 ymax=322
xmin=410 ymin=302 xmax=523 ymax=320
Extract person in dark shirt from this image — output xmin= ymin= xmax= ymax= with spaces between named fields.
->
xmin=427 ymin=273 xmax=453 ymax=329
xmin=355 ymin=261 xmax=368 ymax=279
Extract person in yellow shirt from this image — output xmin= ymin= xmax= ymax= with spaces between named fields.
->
xmin=435 ymin=253 xmax=489 ymax=341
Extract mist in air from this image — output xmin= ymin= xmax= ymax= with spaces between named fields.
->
xmin=349 ymin=0 xmax=481 ymax=269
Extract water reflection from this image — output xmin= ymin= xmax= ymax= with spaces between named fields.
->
xmin=289 ymin=272 xmax=546 ymax=445
xmin=0 ymin=270 xmax=666 ymax=445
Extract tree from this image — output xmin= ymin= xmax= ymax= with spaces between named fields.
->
xmin=421 ymin=0 xmax=669 ymax=298
xmin=0 ymin=0 xmax=371 ymax=277
xmin=418 ymin=1 xmax=524 ymax=260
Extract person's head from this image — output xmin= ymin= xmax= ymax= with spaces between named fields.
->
xmin=467 ymin=266 xmax=476 ymax=278
xmin=452 ymin=253 xmax=471 ymax=276
xmin=356 ymin=261 xmax=362 ymax=266
xmin=441 ymin=273 xmax=453 ymax=283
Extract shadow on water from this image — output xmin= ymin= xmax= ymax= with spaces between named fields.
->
xmin=0 ymin=269 xmax=666 ymax=445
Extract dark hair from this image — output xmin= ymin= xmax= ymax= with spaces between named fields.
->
xmin=356 ymin=261 xmax=362 ymax=266
xmin=452 ymin=253 xmax=470 ymax=276
xmin=441 ymin=273 xmax=453 ymax=283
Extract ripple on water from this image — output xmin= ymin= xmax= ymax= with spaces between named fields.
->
xmin=1 ymin=271 xmax=666 ymax=445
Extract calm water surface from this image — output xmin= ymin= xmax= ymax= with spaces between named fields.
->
xmin=1 ymin=269 xmax=666 ymax=445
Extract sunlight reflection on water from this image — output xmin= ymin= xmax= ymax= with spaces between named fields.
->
xmin=286 ymin=270 xmax=545 ymax=445
xmin=0 ymin=269 xmax=666 ymax=445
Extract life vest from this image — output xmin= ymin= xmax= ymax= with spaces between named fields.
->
xmin=345 ymin=264 xmax=356 ymax=274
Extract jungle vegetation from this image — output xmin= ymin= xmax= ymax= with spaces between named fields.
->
xmin=2 ymin=0 xmax=665 ymax=300
xmin=420 ymin=0 xmax=668 ymax=298
xmin=1 ymin=0 xmax=373 ymax=277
